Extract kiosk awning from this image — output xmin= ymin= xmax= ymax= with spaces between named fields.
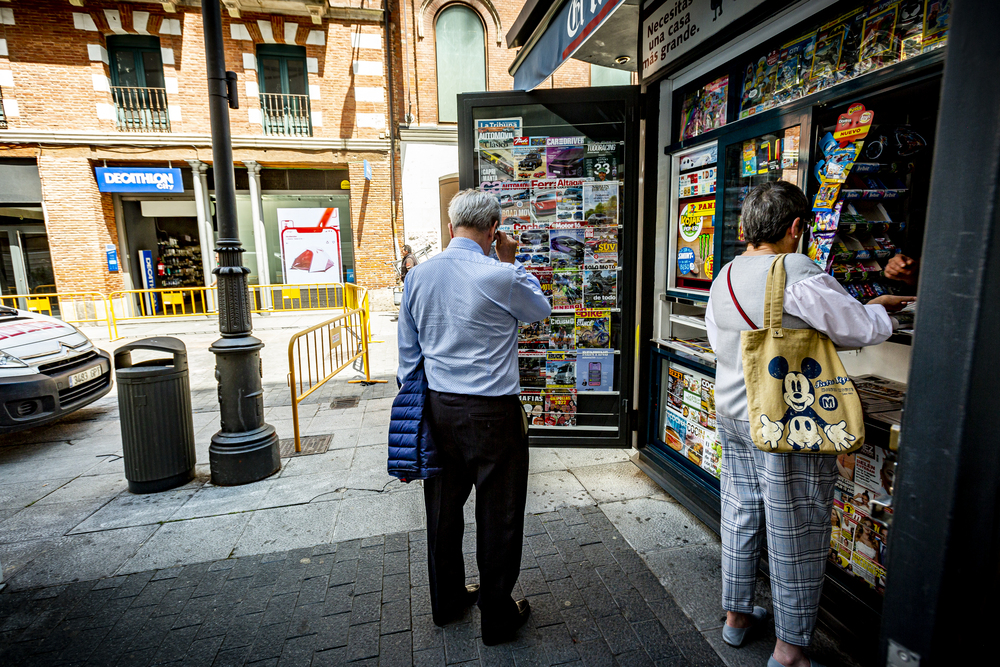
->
xmin=508 ymin=0 xmax=638 ymax=91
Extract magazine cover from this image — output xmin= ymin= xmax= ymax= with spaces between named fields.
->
xmin=584 ymin=141 xmax=621 ymax=181
xmin=575 ymin=309 xmax=611 ymax=348
xmin=550 ymin=229 xmax=585 ymax=268
xmin=546 ymin=351 xmax=577 ymax=389
xmin=701 ymin=378 xmax=717 ymax=419
xmin=528 ymin=267 xmax=553 ymax=303
xmin=667 ymin=367 xmax=684 ymax=412
xmin=584 ymin=227 xmax=618 ymax=267
xmin=663 ymin=408 xmax=686 ymax=452
xmin=700 ymin=429 xmax=722 ymax=479
xmin=552 ymin=268 xmax=583 ymax=309
xmin=546 ymin=137 xmax=586 ymax=179
xmin=684 ymin=420 xmax=706 ymax=467
xmin=544 ymin=391 xmax=577 ymax=427
xmin=583 ymin=269 xmax=617 ymax=309
xmin=520 ymin=391 xmax=546 ymax=426
xmin=512 ymin=136 xmax=548 ymax=180
xmin=553 ymin=187 xmax=584 ymax=228
xmin=518 ymin=318 xmax=549 ymax=351
xmin=516 ymin=228 xmax=550 ymax=267
xmin=549 ymin=314 xmax=575 ymax=350
xmin=532 ymin=188 xmax=558 ymax=223
xmin=518 ymin=352 xmax=546 ymax=389
xmin=583 ymin=181 xmax=619 ymax=226
xmin=576 ymin=349 xmax=614 ymax=391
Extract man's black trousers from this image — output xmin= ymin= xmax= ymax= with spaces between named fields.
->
xmin=424 ymin=390 xmax=529 ymax=626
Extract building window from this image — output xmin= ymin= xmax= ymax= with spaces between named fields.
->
xmin=107 ymin=36 xmax=170 ymax=132
xmin=435 ymin=5 xmax=487 ymax=124
xmin=591 ymin=64 xmax=632 ymax=87
xmin=257 ymin=45 xmax=312 ymax=137
xmin=0 ymin=86 xmax=7 ymax=129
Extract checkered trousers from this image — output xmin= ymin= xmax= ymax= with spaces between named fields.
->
xmin=718 ymin=416 xmax=838 ymax=647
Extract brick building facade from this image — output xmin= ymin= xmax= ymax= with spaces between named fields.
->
xmin=0 ymin=0 xmax=399 ymax=306
xmin=387 ymin=0 xmax=632 ymax=255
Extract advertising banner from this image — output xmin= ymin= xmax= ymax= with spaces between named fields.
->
xmin=96 ymin=167 xmax=184 ymax=193
xmin=640 ymin=0 xmax=769 ymax=81
xmin=279 ymin=208 xmax=343 ymax=285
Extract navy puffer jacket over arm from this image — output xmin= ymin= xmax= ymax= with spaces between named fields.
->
xmin=387 ymin=364 xmax=441 ymax=481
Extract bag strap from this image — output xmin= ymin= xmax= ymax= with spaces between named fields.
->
xmin=726 ymin=264 xmax=759 ymax=330
xmin=762 ymin=254 xmax=789 ymax=330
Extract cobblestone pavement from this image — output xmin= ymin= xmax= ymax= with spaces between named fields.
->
xmin=0 ymin=507 xmax=726 ymax=667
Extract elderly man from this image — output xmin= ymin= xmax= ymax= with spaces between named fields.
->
xmin=397 ymin=189 xmax=551 ymax=645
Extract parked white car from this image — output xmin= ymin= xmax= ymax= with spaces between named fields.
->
xmin=0 ymin=304 xmax=112 ymax=434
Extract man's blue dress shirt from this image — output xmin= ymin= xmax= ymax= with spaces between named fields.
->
xmin=397 ymin=236 xmax=552 ymax=396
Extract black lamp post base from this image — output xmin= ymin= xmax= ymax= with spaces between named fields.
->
xmin=208 ymin=425 xmax=280 ymax=486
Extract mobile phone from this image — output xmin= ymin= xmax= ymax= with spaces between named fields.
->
xmin=588 ymin=362 xmax=601 ymax=385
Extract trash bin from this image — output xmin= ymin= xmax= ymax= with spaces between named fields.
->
xmin=115 ymin=337 xmax=196 ymax=494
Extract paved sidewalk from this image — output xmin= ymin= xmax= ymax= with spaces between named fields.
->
xmin=0 ymin=507 xmax=726 ymax=667
xmin=0 ymin=312 xmax=862 ymax=667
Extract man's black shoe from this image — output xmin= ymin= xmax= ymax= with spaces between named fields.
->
xmin=481 ymin=598 xmax=531 ymax=646
xmin=432 ymin=584 xmax=480 ymax=627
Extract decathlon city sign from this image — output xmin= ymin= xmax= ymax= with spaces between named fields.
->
xmin=95 ymin=167 xmax=184 ymax=193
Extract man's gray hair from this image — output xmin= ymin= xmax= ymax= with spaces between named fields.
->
xmin=740 ymin=181 xmax=811 ymax=246
xmin=448 ymin=189 xmax=501 ymax=232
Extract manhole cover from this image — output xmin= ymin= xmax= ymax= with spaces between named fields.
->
xmin=330 ymin=396 xmax=361 ymax=409
xmin=278 ymin=434 xmax=332 ymax=457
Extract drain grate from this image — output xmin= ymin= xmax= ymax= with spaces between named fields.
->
xmin=330 ymin=396 xmax=361 ymax=409
xmin=278 ymin=434 xmax=332 ymax=457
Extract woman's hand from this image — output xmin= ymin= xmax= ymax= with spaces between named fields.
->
xmin=868 ymin=295 xmax=915 ymax=312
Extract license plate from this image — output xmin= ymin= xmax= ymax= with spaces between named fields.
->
xmin=69 ymin=365 xmax=103 ymax=387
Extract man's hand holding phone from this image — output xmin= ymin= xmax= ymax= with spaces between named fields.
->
xmin=495 ymin=230 xmax=518 ymax=264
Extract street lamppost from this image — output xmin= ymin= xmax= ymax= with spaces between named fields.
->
xmin=202 ymin=0 xmax=280 ymax=485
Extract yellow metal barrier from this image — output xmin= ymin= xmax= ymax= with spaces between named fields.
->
xmin=251 ymin=283 xmax=346 ymax=313
xmin=108 ymin=287 xmax=218 ymax=330
xmin=0 ymin=292 xmax=115 ymax=339
xmin=286 ymin=290 xmax=385 ymax=453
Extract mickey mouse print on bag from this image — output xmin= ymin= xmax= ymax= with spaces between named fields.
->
xmin=758 ymin=355 xmax=859 ymax=452
xmin=741 ymin=255 xmax=866 ymax=455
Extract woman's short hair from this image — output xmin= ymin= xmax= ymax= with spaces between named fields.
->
xmin=740 ymin=181 xmax=811 ymax=245
xmin=448 ymin=189 xmax=501 ymax=232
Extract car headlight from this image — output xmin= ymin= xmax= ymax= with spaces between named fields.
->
xmin=0 ymin=351 xmax=28 ymax=368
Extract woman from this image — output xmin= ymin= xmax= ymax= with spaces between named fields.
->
xmin=400 ymin=244 xmax=418 ymax=281
xmin=705 ymin=181 xmax=912 ymax=667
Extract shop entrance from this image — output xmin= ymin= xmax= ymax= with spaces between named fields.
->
xmin=0 ymin=212 xmax=56 ymax=299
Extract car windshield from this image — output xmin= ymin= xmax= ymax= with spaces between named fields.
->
xmin=0 ymin=305 xmax=18 ymax=319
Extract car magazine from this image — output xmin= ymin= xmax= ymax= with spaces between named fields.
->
xmin=550 ymin=229 xmax=585 ymax=267
xmin=584 ymin=227 xmax=618 ymax=266
xmin=583 ymin=181 xmax=619 ymax=226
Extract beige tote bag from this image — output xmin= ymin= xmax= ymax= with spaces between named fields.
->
xmin=737 ymin=255 xmax=865 ymax=454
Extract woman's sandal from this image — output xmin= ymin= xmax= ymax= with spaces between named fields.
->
xmin=722 ymin=606 xmax=769 ymax=647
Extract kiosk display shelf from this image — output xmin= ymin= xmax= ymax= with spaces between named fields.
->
xmin=457 ymin=87 xmax=640 ymax=448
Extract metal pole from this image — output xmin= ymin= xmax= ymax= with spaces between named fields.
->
xmin=879 ymin=1 xmax=1000 ymax=664
xmin=202 ymin=0 xmax=280 ymax=485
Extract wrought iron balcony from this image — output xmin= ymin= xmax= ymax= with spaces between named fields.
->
xmin=260 ymin=93 xmax=312 ymax=137
xmin=111 ymin=85 xmax=170 ymax=133
xmin=0 ymin=87 xmax=7 ymax=129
